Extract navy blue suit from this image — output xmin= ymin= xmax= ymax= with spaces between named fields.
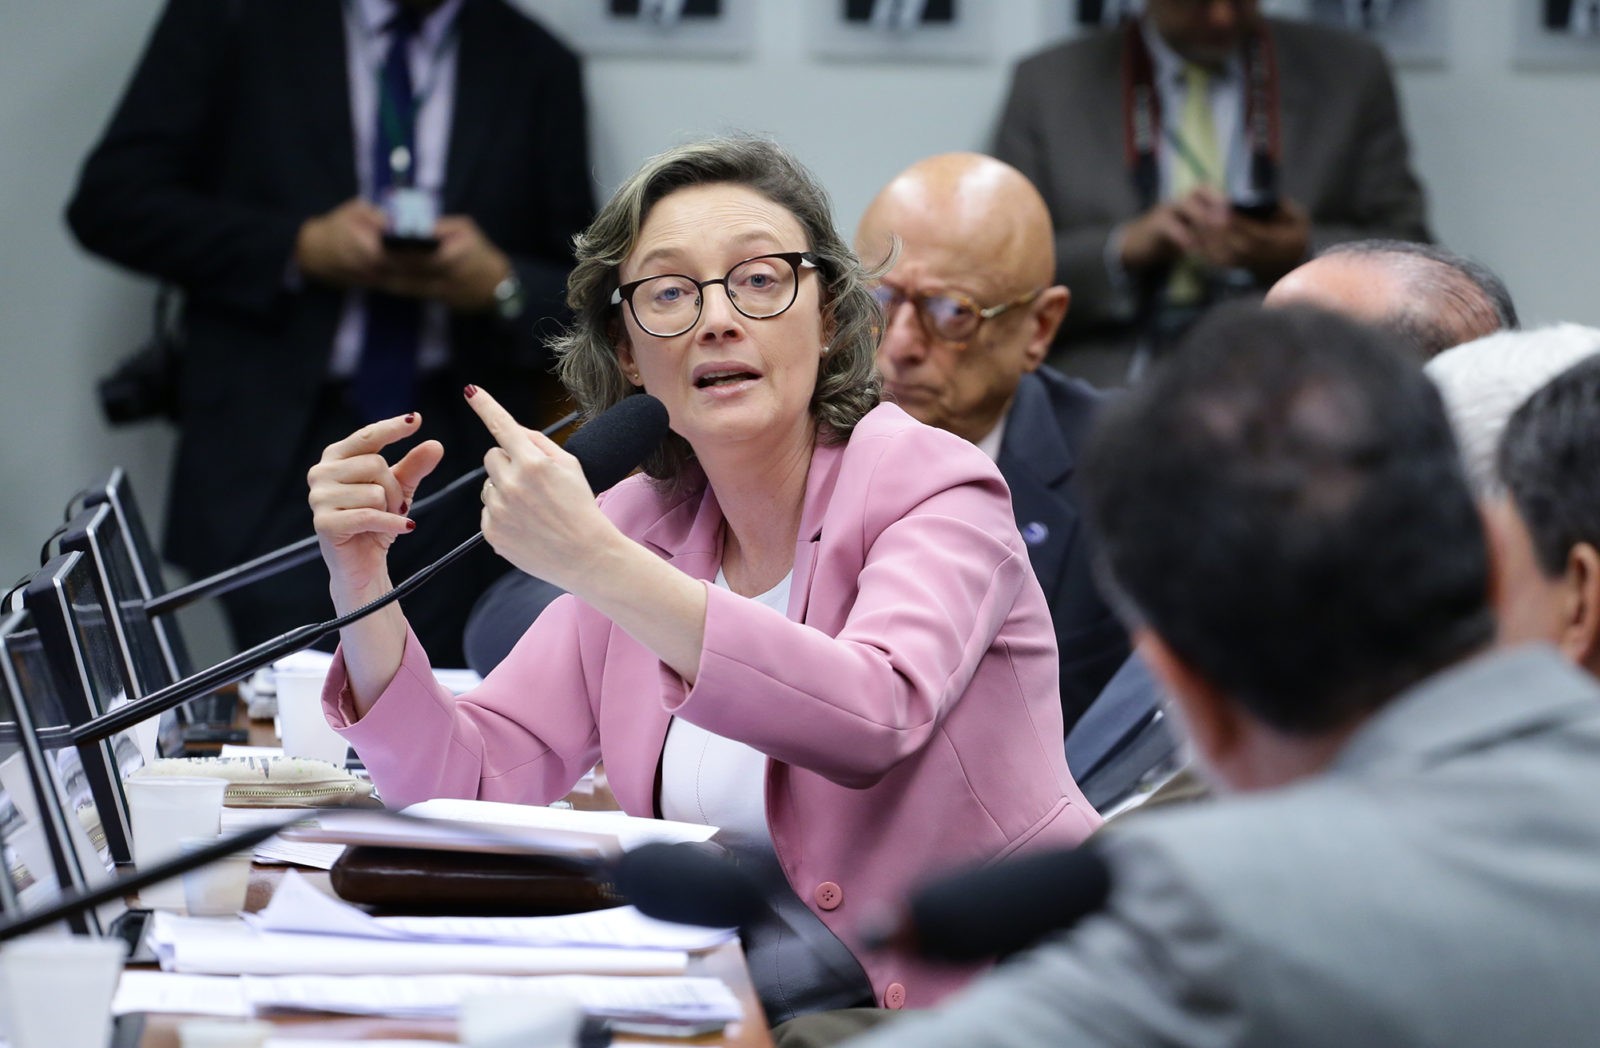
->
xmin=67 ymin=0 xmax=593 ymax=665
xmin=998 ymin=367 xmax=1129 ymax=731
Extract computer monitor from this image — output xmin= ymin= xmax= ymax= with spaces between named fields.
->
xmin=0 ymin=611 xmax=74 ymax=928
xmin=0 ymin=608 xmax=122 ymax=935
xmin=81 ymin=467 xmax=195 ymax=681
xmin=59 ymin=504 xmax=186 ymax=759
xmin=23 ymin=552 xmax=149 ymax=865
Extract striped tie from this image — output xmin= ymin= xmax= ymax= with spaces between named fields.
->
xmin=1166 ymin=63 xmax=1222 ymax=306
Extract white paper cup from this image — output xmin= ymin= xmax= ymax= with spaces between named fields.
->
xmin=274 ymin=669 xmax=349 ymax=766
xmin=0 ymin=936 xmax=127 ymax=1048
xmin=179 ymin=835 xmax=253 ymax=916
xmin=459 ymin=993 xmax=584 ymax=1048
xmin=123 ymin=775 xmax=228 ymax=911
xmin=176 ymin=1018 xmax=273 ymax=1048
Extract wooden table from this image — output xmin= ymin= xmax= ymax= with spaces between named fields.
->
xmin=134 ymin=937 xmax=771 ymax=1046
xmin=131 ymin=805 xmax=771 ymax=1046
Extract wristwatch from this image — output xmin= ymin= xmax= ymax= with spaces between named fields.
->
xmin=492 ymin=272 xmax=526 ymax=321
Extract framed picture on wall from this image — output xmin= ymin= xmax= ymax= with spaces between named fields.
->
xmin=1514 ymin=1 xmax=1600 ymax=70
xmin=1303 ymin=0 xmax=1447 ymax=68
xmin=1040 ymin=1 xmax=1319 ymax=45
xmin=513 ymin=0 xmax=756 ymax=58
xmin=807 ymin=0 xmax=995 ymax=63
xmin=1072 ymin=0 xmax=1141 ymax=28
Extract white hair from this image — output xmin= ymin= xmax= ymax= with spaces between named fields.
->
xmin=1425 ymin=323 xmax=1600 ymax=497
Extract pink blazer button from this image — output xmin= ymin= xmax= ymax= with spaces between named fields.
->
xmin=884 ymin=982 xmax=907 ymax=1009
xmin=814 ymin=881 xmax=843 ymax=910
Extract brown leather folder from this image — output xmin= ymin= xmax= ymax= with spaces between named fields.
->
xmin=329 ymin=845 xmax=625 ymax=915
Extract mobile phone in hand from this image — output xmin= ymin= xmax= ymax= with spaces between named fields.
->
xmin=381 ymin=231 xmax=440 ymax=253
xmin=380 ymin=186 xmax=439 ymax=252
xmin=1231 ymin=198 xmax=1280 ymax=221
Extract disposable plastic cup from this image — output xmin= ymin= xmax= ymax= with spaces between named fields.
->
xmin=459 ymin=992 xmax=584 ymax=1048
xmin=0 ymin=936 xmax=127 ymax=1048
xmin=274 ymin=669 xmax=350 ymax=766
xmin=179 ymin=835 xmax=254 ymax=916
xmin=176 ymin=1018 xmax=273 ymax=1048
xmin=124 ymin=775 xmax=228 ymax=910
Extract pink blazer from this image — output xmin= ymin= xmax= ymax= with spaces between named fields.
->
xmin=325 ymin=403 xmax=1100 ymax=1009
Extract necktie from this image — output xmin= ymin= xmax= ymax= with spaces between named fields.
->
xmin=352 ymin=6 xmax=423 ymax=423
xmin=1167 ymin=63 xmax=1221 ymax=306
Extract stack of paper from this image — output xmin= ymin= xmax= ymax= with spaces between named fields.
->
xmin=112 ymin=970 xmax=743 ymax=1026
xmin=249 ymin=870 xmax=735 ymax=952
xmin=146 ymin=870 xmax=733 ymax=977
xmin=284 ymin=796 xmax=718 ymax=861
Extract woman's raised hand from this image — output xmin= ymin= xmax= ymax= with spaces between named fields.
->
xmin=464 ymin=385 xmax=619 ymax=594
xmin=308 ymin=413 xmax=444 ymax=610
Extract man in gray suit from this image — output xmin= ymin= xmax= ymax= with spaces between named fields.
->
xmin=1425 ymin=324 xmax=1600 ymax=677
xmin=1493 ymin=352 xmax=1600 ymax=678
xmin=844 ymin=304 xmax=1600 ymax=1047
xmin=994 ymin=0 xmax=1430 ymax=385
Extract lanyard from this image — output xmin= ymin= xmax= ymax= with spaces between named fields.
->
xmin=1120 ymin=22 xmax=1280 ymax=210
xmin=349 ymin=0 xmax=460 ymax=185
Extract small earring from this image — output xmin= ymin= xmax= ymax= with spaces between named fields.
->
xmin=821 ymin=345 xmax=830 ymax=356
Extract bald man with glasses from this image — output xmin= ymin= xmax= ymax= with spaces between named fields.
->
xmin=855 ymin=153 xmax=1129 ymax=734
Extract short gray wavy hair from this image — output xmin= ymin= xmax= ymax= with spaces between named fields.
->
xmin=551 ymin=134 xmax=882 ymax=493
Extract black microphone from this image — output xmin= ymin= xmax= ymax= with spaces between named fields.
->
xmin=612 ymin=843 xmax=768 ymax=929
xmin=611 ymin=839 xmax=1112 ymax=962
xmin=74 ymin=395 xmax=670 ymax=745
xmin=867 ymin=846 xmax=1113 ymax=963
xmin=144 ymin=409 xmax=583 ymax=616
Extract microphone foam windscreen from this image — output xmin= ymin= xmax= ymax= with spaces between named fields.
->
xmin=908 ymin=845 xmax=1112 ymax=962
xmin=612 ymin=843 xmax=766 ymax=929
xmin=565 ymin=394 xmax=670 ymax=494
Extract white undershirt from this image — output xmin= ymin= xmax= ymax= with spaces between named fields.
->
xmin=658 ymin=567 xmax=793 ymax=848
xmin=975 ymin=407 xmax=1009 ymax=462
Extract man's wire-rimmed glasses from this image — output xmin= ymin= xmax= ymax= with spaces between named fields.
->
xmin=612 ymin=251 xmax=819 ymax=338
xmin=870 ymin=283 xmax=1042 ymax=347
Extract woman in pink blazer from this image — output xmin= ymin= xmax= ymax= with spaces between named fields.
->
xmin=309 ymin=136 xmax=1099 ymax=1026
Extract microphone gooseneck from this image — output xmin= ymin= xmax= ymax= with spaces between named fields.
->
xmin=144 ymin=410 xmax=584 ymax=616
xmin=75 ymin=396 xmax=669 ymax=745
xmin=0 ymin=815 xmax=303 ymax=943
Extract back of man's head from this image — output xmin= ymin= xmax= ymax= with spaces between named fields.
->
xmin=1083 ymin=304 xmax=1493 ymax=735
xmin=1425 ymin=323 xmax=1600 ymax=497
xmin=1266 ymin=240 xmax=1515 ymax=361
xmin=1499 ymin=354 xmax=1600 ymax=577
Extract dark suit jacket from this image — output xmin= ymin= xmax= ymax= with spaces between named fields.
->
xmin=993 ymin=17 xmax=1431 ymax=358
xmin=996 ymin=367 xmax=1128 ymax=731
xmin=66 ymin=0 xmax=593 ymax=577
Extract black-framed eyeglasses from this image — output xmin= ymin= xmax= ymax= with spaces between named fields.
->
xmin=870 ymin=283 xmax=1042 ymax=347
xmin=611 ymin=251 xmax=820 ymax=338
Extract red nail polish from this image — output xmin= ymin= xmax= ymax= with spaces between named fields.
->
xmin=404 ymin=413 xmax=415 ymax=424
xmin=463 ymin=384 xmax=478 ymax=399
xmin=399 ymin=501 xmax=409 ymax=515
xmin=405 ymin=519 xmax=416 ymax=531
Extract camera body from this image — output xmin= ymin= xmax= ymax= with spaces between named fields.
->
xmin=97 ymin=287 xmax=182 ymax=426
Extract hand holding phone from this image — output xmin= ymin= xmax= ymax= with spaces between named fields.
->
xmin=381 ymin=231 xmax=440 ymax=253
xmin=381 ymin=187 xmax=440 ymax=253
xmin=1231 ymin=198 xmax=1281 ymax=221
